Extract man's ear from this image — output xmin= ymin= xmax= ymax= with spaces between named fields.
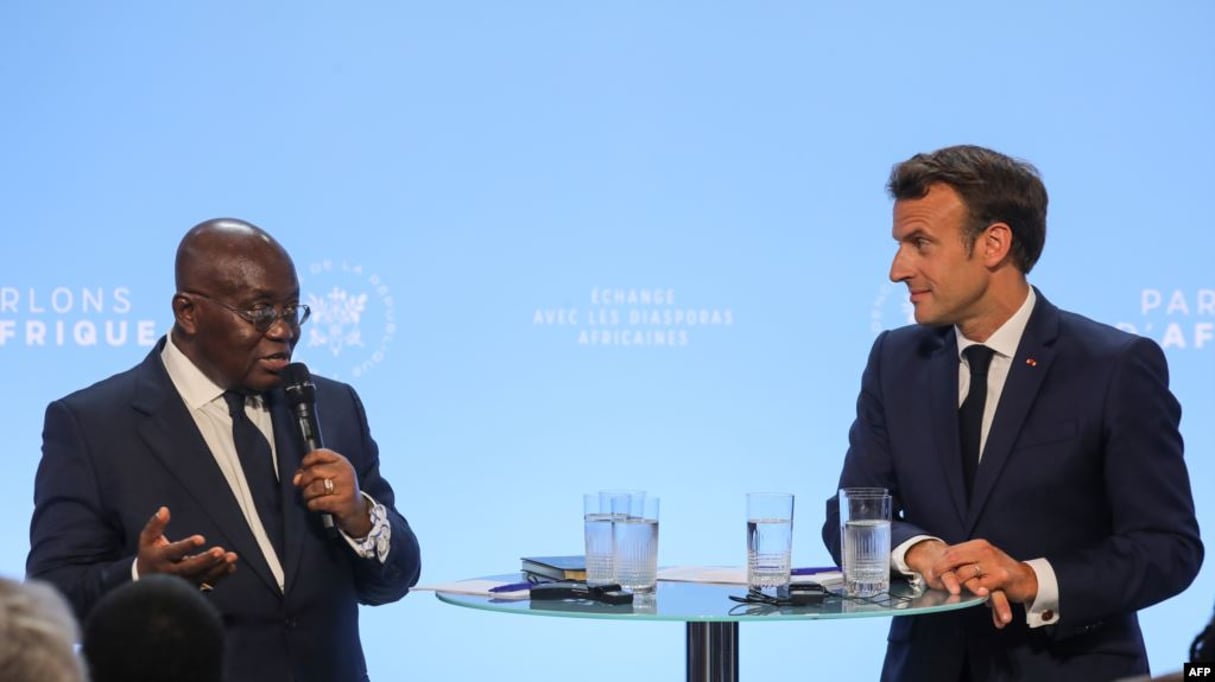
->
xmin=172 ymin=293 xmax=198 ymax=334
xmin=981 ymin=222 xmax=1014 ymax=268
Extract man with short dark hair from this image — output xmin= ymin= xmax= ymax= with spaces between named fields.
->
xmin=823 ymin=145 xmax=1202 ymax=681
xmin=28 ymin=218 xmax=422 ymax=682
xmin=83 ymin=574 xmax=225 ymax=682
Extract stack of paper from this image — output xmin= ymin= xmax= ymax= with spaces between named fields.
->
xmin=411 ymin=580 xmax=531 ymax=600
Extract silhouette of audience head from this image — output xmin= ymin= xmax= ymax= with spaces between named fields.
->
xmin=1193 ymin=604 xmax=1215 ymax=663
xmin=0 ymin=576 xmax=85 ymax=682
xmin=83 ymin=574 xmax=225 ymax=682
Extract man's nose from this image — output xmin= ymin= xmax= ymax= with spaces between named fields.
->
xmin=889 ymin=249 xmax=911 ymax=283
xmin=265 ymin=315 xmax=298 ymax=341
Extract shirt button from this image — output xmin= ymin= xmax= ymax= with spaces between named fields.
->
xmin=1041 ymin=610 xmax=1055 ymax=622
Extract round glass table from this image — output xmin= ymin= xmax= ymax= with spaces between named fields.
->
xmin=436 ymin=575 xmax=986 ymax=682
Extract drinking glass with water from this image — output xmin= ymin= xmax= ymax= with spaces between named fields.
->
xmin=583 ymin=494 xmax=614 ymax=586
xmin=612 ymin=495 xmax=659 ymax=593
xmin=839 ymin=487 xmax=891 ymax=597
xmin=746 ymin=492 xmax=794 ymax=597
xmin=583 ymin=490 xmax=645 ymax=586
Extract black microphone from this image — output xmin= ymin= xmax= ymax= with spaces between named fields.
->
xmin=282 ymin=362 xmax=337 ymax=536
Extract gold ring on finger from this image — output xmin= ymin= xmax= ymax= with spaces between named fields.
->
xmin=323 ymin=478 xmax=335 ymax=495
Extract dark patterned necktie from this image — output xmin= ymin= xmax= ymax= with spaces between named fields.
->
xmin=223 ymin=391 xmax=284 ymax=559
xmin=959 ymin=345 xmax=995 ymax=501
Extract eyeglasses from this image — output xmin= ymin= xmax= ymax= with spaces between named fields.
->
xmin=186 ymin=291 xmax=311 ymax=332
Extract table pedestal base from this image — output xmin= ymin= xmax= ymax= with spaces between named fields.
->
xmin=686 ymin=622 xmax=738 ymax=682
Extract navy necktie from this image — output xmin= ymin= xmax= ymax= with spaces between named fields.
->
xmin=959 ymin=345 xmax=995 ymax=501
xmin=223 ymin=391 xmax=284 ymax=559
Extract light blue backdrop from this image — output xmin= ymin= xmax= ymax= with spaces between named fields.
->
xmin=3 ymin=2 xmax=1212 ymax=679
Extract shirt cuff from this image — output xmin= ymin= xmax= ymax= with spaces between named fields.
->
xmin=340 ymin=492 xmax=392 ymax=563
xmin=892 ymin=534 xmax=940 ymax=575
xmin=1023 ymin=557 xmax=1059 ymax=627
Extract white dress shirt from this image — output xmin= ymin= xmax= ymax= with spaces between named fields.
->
xmin=891 ymin=287 xmax=1061 ymax=627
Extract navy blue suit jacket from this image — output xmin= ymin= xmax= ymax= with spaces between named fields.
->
xmin=28 ymin=339 xmax=422 ymax=682
xmin=822 ymin=291 xmax=1202 ymax=681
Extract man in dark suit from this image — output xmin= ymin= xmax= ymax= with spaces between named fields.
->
xmin=27 ymin=218 xmax=422 ymax=682
xmin=822 ymin=145 xmax=1202 ymax=681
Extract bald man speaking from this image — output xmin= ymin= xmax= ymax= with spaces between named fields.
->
xmin=28 ymin=218 xmax=422 ymax=682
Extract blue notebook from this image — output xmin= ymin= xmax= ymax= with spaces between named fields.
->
xmin=520 ymin=555 xmax=586 ymax=581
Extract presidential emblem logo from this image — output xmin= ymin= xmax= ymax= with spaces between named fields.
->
xmin=303 ymin=260 xmax=395 ymax=379
xmin=309 ymin=288 xmax=368 ymax=356
xmin=869 ymin=282 xmax=916 ymax=334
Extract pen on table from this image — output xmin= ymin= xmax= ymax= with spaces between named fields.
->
xmin=791 ymin=566 xmax=839 ymax=576
xmin=488 ymin=581 xmax=536 ymax=593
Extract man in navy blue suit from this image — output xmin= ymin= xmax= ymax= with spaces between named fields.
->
xmin=822 ymin=145 xmax=1202 ymax=681
xmin=28 ymin=218 xmax=422 ymax=682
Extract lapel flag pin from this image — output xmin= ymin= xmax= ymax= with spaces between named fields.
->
xmin=1025 ymin=358 xmax=1038 ymax=367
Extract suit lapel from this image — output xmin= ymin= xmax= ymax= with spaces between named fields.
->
xmin=267 ymin=390 xmax=309 ymax=594
xmin=927 ymin=329 xmax=969 ymax=527
xmin=130 ymin=344 xmax=282 ymax=594
xmin=966 ymin=292 xmax=1060 ymax=533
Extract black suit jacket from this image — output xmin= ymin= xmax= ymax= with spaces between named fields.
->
xmin=28 ymin=339 xmax=422 ymax=682
xmin=822 ymin=291 xmax=1202 ymax=681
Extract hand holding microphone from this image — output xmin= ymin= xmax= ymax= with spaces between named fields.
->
xmin=283 ymin=363 xmax=372 ymax=539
